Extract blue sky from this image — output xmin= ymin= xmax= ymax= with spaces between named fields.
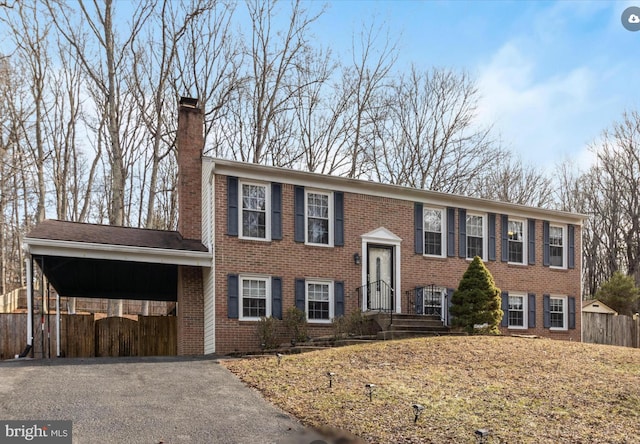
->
xmin=311 ymin=0 xmax=640 ymax=171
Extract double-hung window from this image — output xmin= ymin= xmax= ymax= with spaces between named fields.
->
xmin=466 ymin=214 xmax=484 ymax=259
xmin=306 ymin=191 xmax=332 ymax=246
xmin=508 ymin=293 xmax=526 ymax=328
xmin=549 ymin=225 xmax=564 ymax=267
xmin=508 ymin=219 xmax=525 ymax=264
xmin=424 ymin=208 xmax=444 ymax=257
xmin=549 ymin=296 xmax=566 ymax=329
xmin=240 ymin=276 xmax=271 ymax=320
xmin=240 ymin=182 xmax=270 ymax=240
xmin=306 ymin=280 xmax=333 ymax=322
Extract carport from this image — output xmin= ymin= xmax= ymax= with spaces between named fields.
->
xmin=23 ymin=219 xmax=211 ymax=357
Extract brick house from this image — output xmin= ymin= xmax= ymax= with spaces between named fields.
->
xmin=25 ymin=98 xmax=584 ymax=356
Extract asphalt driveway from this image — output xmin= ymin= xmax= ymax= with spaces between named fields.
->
xmin=0 ymin=356 xmax=322 ymax=444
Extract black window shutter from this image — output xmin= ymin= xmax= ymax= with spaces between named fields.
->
xmin=501 ymin=214 xmax=509 ymax=262
xmin=271 ymin=183 xmax=282 ymax=240
xmin=446 ymin=288 xmax=455 ymax=326
xmin=334 ymin=192 xmax=344 ymax=246
xmin=414 ymin=203 xmax=423 ymax=254
xmin=488 ymin=213 xmax=496 ymax=261
xmin=295 ymin=278 xmax=306 ymax=312
xmin=528 ymin=293 xmax=536 ymax=328
xmin=227 ymin=176 xmax=239 ymax=236
xmin=447 ymin=207 xmax=456 ymax=257
xmin=528 ymin=219 xmax=536 ymax=265
xmin=501 ymin=291 xmax=509 ymax=327
xmin=294 ymin=186 xmax=305 ymax=243
xmin=543 ymin=294 xmax=550 ymax=328
xmin=568 ymin=296 xmax=576 ymax=329
xmin=568 ymin=224 xmax=575 ymax=269
xmin=458 ymin=208 xmax=467 ymax=258
xmin=272 ymin=277 xmax=282 ymax=320
xmin=227 ymin=274 xmax=239 ymax=319
xmin=543 ymin=221 xmax=550 ymax=266
xmin=334 ymin=281 xmax=344 ymax=317
xmin=415 ymin=286 xmax=424 ymax=315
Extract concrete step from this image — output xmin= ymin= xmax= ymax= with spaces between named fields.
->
xmin=389 ymin=324 xmax=449 ymax=332
xmin=376 ymin=330 xmax=464 ymax=340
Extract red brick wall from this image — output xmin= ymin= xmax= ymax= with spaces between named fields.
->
xmin=177 ymin=102 xmax=203 ymax=241
xmin=176 ymin=100 xmax=205 ymax=355
xmin=177 ymin=265 xmax=204 ymax=355
xmin=213 ymin=175 xmax=582 ymax=354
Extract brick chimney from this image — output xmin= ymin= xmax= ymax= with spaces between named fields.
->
xmin=177 ymin=97 xmax=203 ymax=240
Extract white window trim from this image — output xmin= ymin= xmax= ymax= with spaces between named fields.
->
xmin=238 ymin=180 xmax=271 ymax=241
xmin=549 ymin=224 xmax=567 ymax=269
xmin=305 ymin=279 xmax=334 ymax=323
xmin=466 ymin=213 xmax=487 ymax=261
xmin=238 ymin=275 xmax=271 ymax=321
xmin=549 ymin=295 xmax=568 ymax=331
xmin=507 ymin=292 xmax=527 ymax=330
xmin=305 ymin=189 xmax=334 ymax=247
xmin=508 ymin=218 xmax=527 ymax=266
xmin=423 ymin=207 xmax=446 ymax=258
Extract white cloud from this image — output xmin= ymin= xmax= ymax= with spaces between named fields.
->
xmin=475 ymin=41 xmax=598 ymax=172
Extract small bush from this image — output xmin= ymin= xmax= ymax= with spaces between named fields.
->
xmin=332 ymin=315 xmax=348 ymax=339
xmin=347 ymin=310 xmax=367 ymax=336
xmin=284 ymin=307 xmax=308 ymax=344
xmin=256 ymin=316 xmax=280 ymax=350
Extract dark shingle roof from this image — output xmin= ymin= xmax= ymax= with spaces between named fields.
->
xmin=26 ymin=220 xmax=208 ymax=252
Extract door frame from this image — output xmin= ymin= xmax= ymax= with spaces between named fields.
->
xmin=360 ymin=227 xmax=402 ymax=313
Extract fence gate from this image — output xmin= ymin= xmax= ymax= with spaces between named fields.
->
xmin=95 ymin=317 xmax=139 ymax=357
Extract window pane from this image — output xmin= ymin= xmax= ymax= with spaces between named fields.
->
xmin=508 ymin=295 xmax=524 ymax=327
xmin=424 ymin=209 xmax=442 ymax=233
xmin=242 ymin=279 xmax=267 ymax=318
xmin=243 ymin=211 xmax=266 ymax=238
xmin=242 ymin=184 xmax=267 ymax=238
xmin=308 ymin=218 xmax=329 ymax=244
xmin=424 ymin=232 xmax=442 ymax=256
xmin=509 ymin=242 xmax=523 ymax=263
xmin=308 ymin=283 xmax=330 ymax=320
xmin=467 ymin=215 xmax=483 ymax=237
xmin=550 ymin=297 xmax=564 ymax=328
xmin=467 ymin=236 xmax=483 ymax=258
xmin=424 ymin=209 xmax=442 ymax=256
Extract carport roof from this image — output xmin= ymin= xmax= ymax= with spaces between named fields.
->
xmin=23 ymin=220 xmax=212 ymax=302
xmin=24 ymin=220 xmax=211 ymax=266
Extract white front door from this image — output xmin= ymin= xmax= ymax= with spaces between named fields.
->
xmin=367 ymin=245 xmax=393 ymax=311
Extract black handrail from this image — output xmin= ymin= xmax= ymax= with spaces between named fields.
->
xmin=356 ymin=280 xmax=395 ymax=324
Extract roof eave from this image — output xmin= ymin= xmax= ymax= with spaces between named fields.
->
xmin=208 ymin=157 xmax=587 ymax=225
xmin=24 ymin=237 xmax=212 ymax=267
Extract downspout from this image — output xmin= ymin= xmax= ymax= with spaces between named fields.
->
xmin=56 ymin=292 xmax=60 ymax=357
xmin=25 ymin=257 xmax=32 ymax=346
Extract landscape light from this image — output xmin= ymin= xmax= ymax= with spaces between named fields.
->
xmin=475 ymin=428 xmax=490 ymax=444
xmin=276 ymin=353 xmax=283 ymax=366
xmin=365 ymin=383 xmax=375 ymax=401
xmin=327 ymin=372 xmax=335 ymax=388
xmin=412 ymin=404 xmax=424 ymax=423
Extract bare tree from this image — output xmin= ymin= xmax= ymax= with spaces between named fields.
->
xmin=1 ymin=0 xmax=50 ymax=223
xmin=372 ymin=66 xmax=499 ymax=194
xmin=223 ymin=0 xmax=325 ymax=166
xmin=474 ymin=153 xmax=553 ymax=207
xmin=47 ymin=0 xmax=153 ymax=227
xmin=343 ymin=22 xmax=397 ymax=179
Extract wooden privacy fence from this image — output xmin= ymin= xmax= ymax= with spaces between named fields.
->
xmin=582 ymin=312 xmax=640 ymax=348
xmin=0 ymin=314 xmax=176 ymax=359
xmin=0 ymin=288 xmax=21 ymax=313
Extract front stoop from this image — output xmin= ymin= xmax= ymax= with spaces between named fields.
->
xmin=369 ymin=313 xmax=464 ymax=340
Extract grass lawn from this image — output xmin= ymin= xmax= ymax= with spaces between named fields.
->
xmin=223 ymin=336 xmax=640 ymax=443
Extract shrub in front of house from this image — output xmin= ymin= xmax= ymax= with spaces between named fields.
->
xmin=450 ymin=256 xmax=503 ymax=334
